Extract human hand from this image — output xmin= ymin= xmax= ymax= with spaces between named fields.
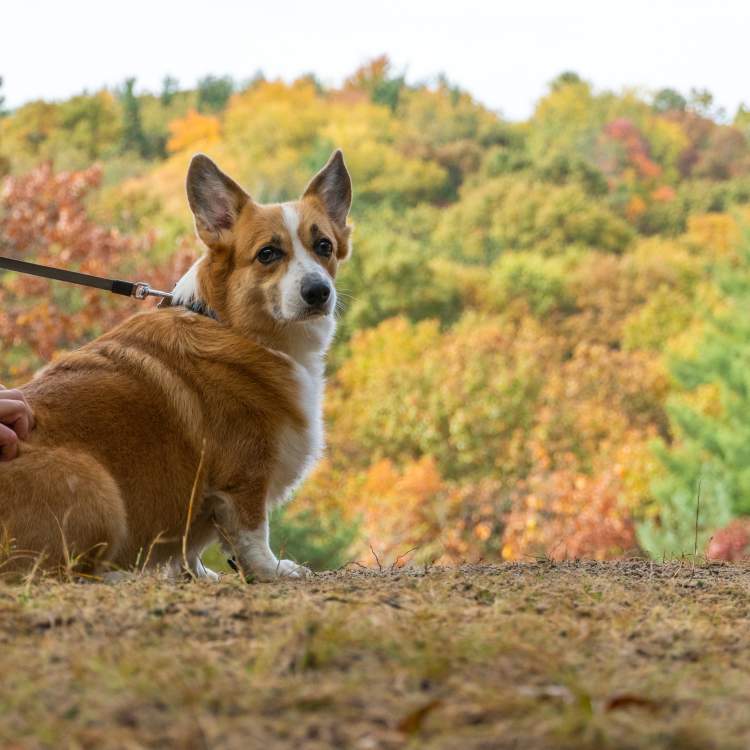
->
xmin=0 ymin=386 xmax=34 ymax=461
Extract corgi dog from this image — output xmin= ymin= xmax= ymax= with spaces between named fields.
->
xmin=0 ymin=150 xmax=352 ymax=580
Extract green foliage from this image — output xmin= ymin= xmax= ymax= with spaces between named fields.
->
xmin=56 ymin=92 xmax=121 ymax=162
xmin=549 ymin=71 xmax=583 ymax=91
xmin=637 ymin=449 xmax=732 ymax=558
xmin=688 ymin=87 xmax=723 ymax=120
xmin=160 ymin=75 xmax=179 ymax=106
xmin=640 ymin=236 xmax=750 ymax=554
xmin=622 ymin=286 xmax=695 ymax=352
xmin=334 ymin=206 xmax=462 ymax=347
xmin=653 ymin=88 xmax=687 ymax=113
xmin=345 ymin=56 xmax=405 ymax=111
xmin=118 ymin=78 xmax=150 ymax=158
xmin=486 ymin=251 xmax=575 ymax=317
xmin=270 ymin=506 xmax=360 ymax=571
xmin=434 ymin=176 xmax=633 ymax=263
xmin=197 ymin=74 xmax=234 ymax=113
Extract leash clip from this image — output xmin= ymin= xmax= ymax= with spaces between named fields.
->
xmin=132 ymin=282 xmax=172 ymax=301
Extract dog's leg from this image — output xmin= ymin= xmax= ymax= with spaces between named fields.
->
xmin=0 ymin=447 xmax=127 ymax=577
xmin=213 ymin=489 xmax=310 ymax=580
xmin=237 ymin=517 xmax=310 ymax=580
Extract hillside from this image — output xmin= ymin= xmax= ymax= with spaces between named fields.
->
xmin=3 ymin=59 xmax=750 ymax=564
xmin=2 ymin=563 xmax=750 ymax=749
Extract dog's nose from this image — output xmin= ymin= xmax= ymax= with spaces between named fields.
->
xmin=300 ymin=276 xmax=331 ymax=307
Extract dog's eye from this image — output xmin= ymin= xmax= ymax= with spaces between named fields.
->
xmin=256 ymin=246 xmax=283 ymax=264
xmin=314 ymin=238 xmax=333 ymax=258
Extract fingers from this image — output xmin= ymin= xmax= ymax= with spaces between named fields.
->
xmin=0 ymin=385 xmax=34 ymax=461
xmin=0 ymin=387 xmax=34 ymax=438
xmin=0 ymin=399 xmax=32 ymax=439
xmin=0 ymin=387 xmax=32 ymax=411
xmin=0 ymin=422 xmax=19 ymax=462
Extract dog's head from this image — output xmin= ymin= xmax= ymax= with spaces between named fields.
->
xmin=175 ymin=151 xmax=352 ymax=343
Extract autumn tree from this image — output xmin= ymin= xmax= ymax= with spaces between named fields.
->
xmin=160 ymin=75 xmax=180 ymax=106
xmin=197 ymin=75 xmax=234 ymax=113
xmin=0 ymin=164 xmax=192 ymax=382
xmin=344 ymin=56 xmax=405 ymax=111
xmin=653 ymin=88 xmax=687 ymax=114
xmin=639 ymin=237 xmax=750 ymax=556
xmin=119 ymin=78 xmax=150 ymax=158
xmin=56 ymin=92 xmax=121 ymax=161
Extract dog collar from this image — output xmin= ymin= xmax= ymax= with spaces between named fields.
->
xmin=184 ymin=299 xmax=219 ymax=321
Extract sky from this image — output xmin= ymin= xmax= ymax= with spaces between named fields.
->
xmin=2 ymin=0 xmax=749 ymax=121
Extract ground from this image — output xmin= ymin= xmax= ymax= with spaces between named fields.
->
xmin=1 ymin=561 xmax=750 ymax=749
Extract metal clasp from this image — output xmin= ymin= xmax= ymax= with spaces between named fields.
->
xmin=132 ymin=282 xmax=173 ymax=301
xmin=132 ymin=282 xmax=150 ymax=299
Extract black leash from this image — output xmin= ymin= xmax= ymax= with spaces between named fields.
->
xmin=0 ymin=255 xmax=173 ymax=302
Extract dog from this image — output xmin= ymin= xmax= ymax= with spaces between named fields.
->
xmin=0 ymin=150 xmax=352 ymax=579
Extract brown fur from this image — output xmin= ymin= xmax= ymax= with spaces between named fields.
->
xmin=0 ymin=151 xmax=352 ymax=577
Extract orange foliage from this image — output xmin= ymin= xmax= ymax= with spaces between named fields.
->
xmin=626 ymin=195 xmax=647 ymax=221
xmin=295 ymin=456 xmax=505 ymax=566
xmin=502 ymin=451 xmax=637 ymax=561
xmin=651 ymin=185 xmax=676 ymax=202
xmin=166 ymin=109 xmax=221 ymax=154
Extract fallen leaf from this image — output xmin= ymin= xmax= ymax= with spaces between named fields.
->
xmin=605 ymin=693 xmax=661 ymax=712
xmin=397 ymin=699 xmax=443 ymax=734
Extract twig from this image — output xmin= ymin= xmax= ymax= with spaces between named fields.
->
xmin=141 ymin=530 xmax=166 ymax=573
xmin=335 ymin=560 xmax=370 ymax=571
xmin=23 ymin=553 xmax=45 ymax=595
xmin=694 ymin=477 xmax=703 ymax=559
xmin=391 ymin=546 xmax=419 ymax=571
xmin=182 ymin=438 xmax=207 ymax=578
xmin=369 ymin=543 xmax=383 ymax=572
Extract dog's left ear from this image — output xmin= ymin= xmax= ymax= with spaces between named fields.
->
xmin=303 ymin=150 xmax=352 ymax=229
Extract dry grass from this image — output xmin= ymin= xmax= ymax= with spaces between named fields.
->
xmin=1 ymin=561 xmax=750 ymax=749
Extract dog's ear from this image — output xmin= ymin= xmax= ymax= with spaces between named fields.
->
xmin=187 ymin=154 xmax=248 ymax=250
xmin=303 ymin=149 xmax=352 ymax=229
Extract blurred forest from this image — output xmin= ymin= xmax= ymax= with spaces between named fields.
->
xmin=2 ymin=58 xmax=750 ymax=566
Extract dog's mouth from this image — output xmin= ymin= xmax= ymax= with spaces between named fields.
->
xmin=270 ymin=303 xmax=333 ymax=324
xmin=292 ymin=305 xmax=332 ymax=322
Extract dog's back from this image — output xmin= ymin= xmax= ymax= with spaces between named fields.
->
xmin=0 ymin=307 xmax=301 ymax=575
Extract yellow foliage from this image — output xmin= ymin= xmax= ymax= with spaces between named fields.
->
xmin=685 ymin=213 xmax=741 ymax=259
xmin=166 ymin=109 xmax=221 ymax=154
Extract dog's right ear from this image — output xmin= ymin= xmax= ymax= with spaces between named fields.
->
xmin=186 ymin=154 xmax=249 ymax=250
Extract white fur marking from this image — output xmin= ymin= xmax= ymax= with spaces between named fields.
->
xmin=279 ymin=203 xmax=336 ymax=321
xmin=236 ymin=521 xmax=309 ymax=579
xmin=268 ymin=359 xmax=324 ymax=506
xmin=171 ymin=257 xmax=204 ymax=305
xmin=191 ymin=556 xmax=220 ymax=581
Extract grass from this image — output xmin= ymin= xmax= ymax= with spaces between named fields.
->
xmin=1 ymin=560 xmax=750 ymax=749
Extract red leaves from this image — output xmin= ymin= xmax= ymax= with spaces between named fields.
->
xmin=0 ymin=164 xmax=194 ymax=382
xmin=707 ymin=519 xmax=750 ymax=561
xmin=503 ymin=460 xmax=637 ymax=561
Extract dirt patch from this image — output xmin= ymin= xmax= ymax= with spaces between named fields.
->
xmin=1 ymin=561 xmax=749 ymax=749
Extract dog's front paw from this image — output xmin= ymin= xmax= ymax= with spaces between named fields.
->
xmin=194 ymin=558 xmax=220 ymax=581
xmin=277 ymin=559 xmax=311 ymax=579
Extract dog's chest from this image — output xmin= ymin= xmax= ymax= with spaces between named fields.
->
xmin=267 ymin=361 xmax=325 ymax=504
